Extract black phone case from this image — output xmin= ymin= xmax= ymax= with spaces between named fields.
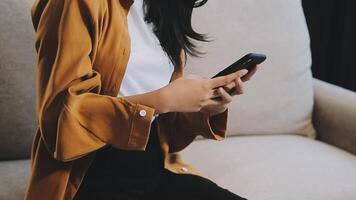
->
xmin=211 ymin=53 xmax=266 ymax=79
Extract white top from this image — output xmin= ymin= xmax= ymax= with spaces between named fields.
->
xmin=118 ymin=0 xmax=175 ymax=122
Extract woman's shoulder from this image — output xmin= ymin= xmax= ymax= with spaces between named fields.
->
xmin=31 ymin=0 xmax=114 ymax=30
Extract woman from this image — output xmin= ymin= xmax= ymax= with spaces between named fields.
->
xmin=25 ymin=0 xmax=259 ymax=199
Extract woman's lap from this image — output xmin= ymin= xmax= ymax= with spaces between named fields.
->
xmin=75 ymin=168 xmax=247 ymax=200
xmin=73 ymin=118 xmax=247 ymax=200
xmin=144 ymin=168 xmax=247 ymax=200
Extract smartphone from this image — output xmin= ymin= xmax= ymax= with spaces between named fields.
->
xmin=211 ymin=53 xmax=266 ymax=95
xmin=211 ymin=53 xmax=266 ymax=79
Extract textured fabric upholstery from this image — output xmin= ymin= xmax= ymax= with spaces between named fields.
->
xmin=313 ymin=78 xmax=356 ymax=155
xmin=185 ymin=0 xmax=316 ymax=137
xmin=1 ymin=0 xmax=355 ymax=199
xmin=0 ymin=0 xmax=36 ymax=160
xmin=180 ymin=135 xmax=356 ymax=200
xmin=0 ymin=159 xmax=30 ymax=200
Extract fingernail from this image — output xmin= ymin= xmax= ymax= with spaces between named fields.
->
xmin=242 ymin=69 xmax=248 ymax=75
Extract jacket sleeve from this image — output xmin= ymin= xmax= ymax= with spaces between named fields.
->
xmin=31 ymin=0 xmax=156 ymax=162
xmin=180 ymin=109 xmax=229 ymax=140
xmin=168 ymin=109 xmax=229 ymax=153
xmin=168 ymin=50 xmax=229 ymax=153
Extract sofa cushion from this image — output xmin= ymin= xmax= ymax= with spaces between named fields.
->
xmin=0 ymin=0 xmax=36 ymax=160
xmin=0 ymin=159 xmax=31 ymax=200
xmin=185 ymin=0 xmax=316 ymax=137
xmin=180 ymin=135 xmax=356 ymax=200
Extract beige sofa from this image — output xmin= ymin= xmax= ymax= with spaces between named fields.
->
xmin=0 ymin=0 xmax=355 ymax=200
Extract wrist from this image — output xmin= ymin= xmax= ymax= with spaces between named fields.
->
xmin=120 ymin=89 xmax=170 ymax=115
xmin=155 ymin=87 xmax=172 ymax=114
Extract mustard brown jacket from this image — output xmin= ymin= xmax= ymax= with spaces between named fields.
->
xmin=24 ymin=0 xmax=229 ymax=199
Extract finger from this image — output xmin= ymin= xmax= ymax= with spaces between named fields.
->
xmin=232 ymin=77 xmax=244 ymax=95
xmin=241 ymin=65 xmax=259 ymax=82
xmin=236 ymin=77 xmax=244 ymax=94
xmin=205 ymin=98 xmax=223 ymax=107
xmin=210 ymin=88 xmax=221 ymax=98
xmin=210 ymin=69 xmax=248 ymax=88
xmin=235 ymin=68 xmax=250 ymax=78
xmin=217 ymin=87 xmax=233 ymax=104
xmin=223 ymin=81 xmax=236 ymax=92
xmin=224 ymin=81 xmax=236 ymax=89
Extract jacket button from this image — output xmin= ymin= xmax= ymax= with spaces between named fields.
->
xmin=180 ymin=167 xmax=188 ymax=172
xmin=139 ymin=109 xmax=147 ymax=117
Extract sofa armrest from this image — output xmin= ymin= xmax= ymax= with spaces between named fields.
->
xmin=313 ymin=78 xmax=356 ymax=155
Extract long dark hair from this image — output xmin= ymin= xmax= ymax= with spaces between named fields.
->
xmin=143 ymin=0 xmax=210 ymax=67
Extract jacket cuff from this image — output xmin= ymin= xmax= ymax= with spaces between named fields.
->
xmin=126 ymin=103 xmax=156 ymax=150
xmin=176 ymin=108 xmax=229 ymax=140
xmin=198 ymin=108 xmax=229 ymax=140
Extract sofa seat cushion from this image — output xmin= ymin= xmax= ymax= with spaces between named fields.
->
xmin=0 ymin=159 xmax=30 ymax=200
xmin=180 ymin=135 xmax=356 ymax=200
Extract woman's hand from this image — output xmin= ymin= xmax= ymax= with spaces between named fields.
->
xmin=161 ymin=69 xmax=249 ymax=113
xmin=223 ymin=64 xmax=260 ymax=95
xmin=122 ymin=65 xmax=260 ymax=116
xmin=200 ymin=65 xmax=260 ymax=117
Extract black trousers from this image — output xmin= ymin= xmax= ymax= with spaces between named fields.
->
xmin=74 ymin=118 xmax=247 ymax=200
